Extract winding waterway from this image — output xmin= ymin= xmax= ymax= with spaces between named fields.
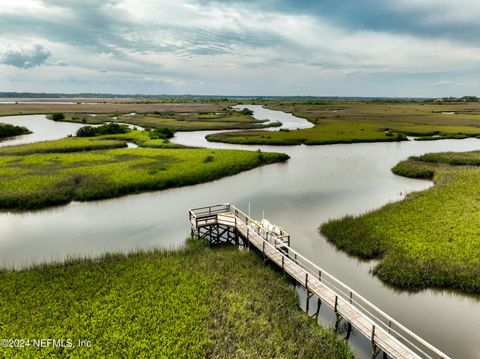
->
xmin=0 ymin=115 xmax=88 ymax=146
xmin=0 ymin=108 xmax=479 ymax=358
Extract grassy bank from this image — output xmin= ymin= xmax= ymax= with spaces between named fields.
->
xmin=321 ymin=151 xmax=480 ymax=293
xmin=0 ymin=240 xmax=353 ymax=358
xmin=97 ymin=130 xmax=184 ymax=148
xmin=207 ymin=120 xmax=406 ymax=145
xmin=0 ymin=145 xmax=288 ymax=210
xmin=0 ymin=130 xmax=184 ymax=156
xmin=0 ymin=137 xmax=128 ymax=155
xmin=207 ymin=101 xmax=480 ymax=145
xmin=46 ymin=110 xmax=275 ymax=132
xmin=5 ymin=100 xmax=480 ymax=145
xmin=0 ymin=102 xmax=276 ymax=132
xmin=0 ymin=123 xmax=30 ymax=140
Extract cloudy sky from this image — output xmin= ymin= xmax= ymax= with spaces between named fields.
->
xmin=1 ymin=0 xmax=479 ymax=96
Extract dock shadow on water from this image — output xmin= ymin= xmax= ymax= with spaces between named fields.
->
xmin=295 ymin=282 xmax=381 ymax=359
xmin=189 ymin=203 xmax=448 ymax=359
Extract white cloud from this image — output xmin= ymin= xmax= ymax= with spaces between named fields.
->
xmin=0 ymin=44 xmax=51 ymax=69
xmin=391 ymin=0 xmax=480 ymax=25
xmin=0 ymin=0 xmax=479 ymax=96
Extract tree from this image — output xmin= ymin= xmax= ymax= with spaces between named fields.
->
xmin=240 ymin=108 xmax=254 ymax=116
xmin=76 ymin=123 xmax=128 ymax=137
xmin=76 ymin=126 xmax=97 ymax=137
xmin=460 ymin=96 xmax=479 ymax=102
xmin=149 ymin=128 xmax=174 ymax=139
xmin=51 ymin=113 xmax=65 ymax=121
xmin=95 ymin=123 xmax=127 ymax=135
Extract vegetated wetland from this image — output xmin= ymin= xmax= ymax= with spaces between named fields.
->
xmin=0 ymin=144 xmax=287 ymax=210
xmin=48 ymin=110 xmax=277 ymax=132
xmin=0 ymin=99 xmax=235 ymax=117
xmin=0 ymin=116 xmax=287 ymax=210
xmin=0 ymin=240 xmax=352 ymax=358
xmin=0 ymin=100 xmax=276 ymax=132
xmin=207 ymin=100 xmax=480 ymax=145
xmin=321 ymin=150 xmax=480 ymax=293
xmin=1 ymin=101 xmax=480 ymax=358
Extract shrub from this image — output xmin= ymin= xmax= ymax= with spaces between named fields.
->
xmin=51 ymin=113 xmax=65 ymax=121
xmin=76 ymin=126 xmax=97 ymax=137
xmin=0 ymin=124 xmax=29 ymax=139
xmin=76 ymin=123 xmax=128 ymax=137
xmin=149 ymin=128 xmax=174 ymax=139
xmin=96 ymin=123 xmax=128 ymax=135
xmin=240 ymin=108 xmax=254 ymax=116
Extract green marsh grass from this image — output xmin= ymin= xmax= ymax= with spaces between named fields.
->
xmin=97 ymin=130 xmax=184 ymax=148
xmin=0 ymin=240 xmax=353 ymax=358
xmin=206 ymin=120 xmax=406 ymax=146
xmin=321 ymin=151 xmax=480 ymax=293
xmin=0 ymin=137 xmax=127 ymax=155
xmin=207 ymin=101 xmax=480 ymax=146
xmin=0 ymin=146 xmax=288 ymax=209
xmin=53 ymin=111 xmax=275 ymax=132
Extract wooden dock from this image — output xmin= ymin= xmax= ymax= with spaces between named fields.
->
xmin=189 ymin=203 xmax=451 ymax=359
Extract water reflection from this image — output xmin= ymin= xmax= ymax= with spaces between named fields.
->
xmin=0 ymin=115 xmax=87 ymax=147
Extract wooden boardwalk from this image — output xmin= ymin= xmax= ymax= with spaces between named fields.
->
xmin=189 ymin=204 xmax=452 ymax=359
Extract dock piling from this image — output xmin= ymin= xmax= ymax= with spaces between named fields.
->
xmin=188 ymin=203 xmax=451 ymax=359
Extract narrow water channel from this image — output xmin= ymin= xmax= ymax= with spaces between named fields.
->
xmin=0 ymin=115 xmax=87 ymax=146
xmin=0 ymin=108 xmax=478 ymax=358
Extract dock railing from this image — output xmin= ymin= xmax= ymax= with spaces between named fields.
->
xmin=190 ymin=203 xmax=290 ymax=246
xmin=189 ymin=203 xmax=451 ymax=359
xmin=270 ymin=238 xmax=449 ymax=359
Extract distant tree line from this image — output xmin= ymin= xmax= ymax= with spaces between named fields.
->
xmin=434 ymin=96 xmax=479 ymax=102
